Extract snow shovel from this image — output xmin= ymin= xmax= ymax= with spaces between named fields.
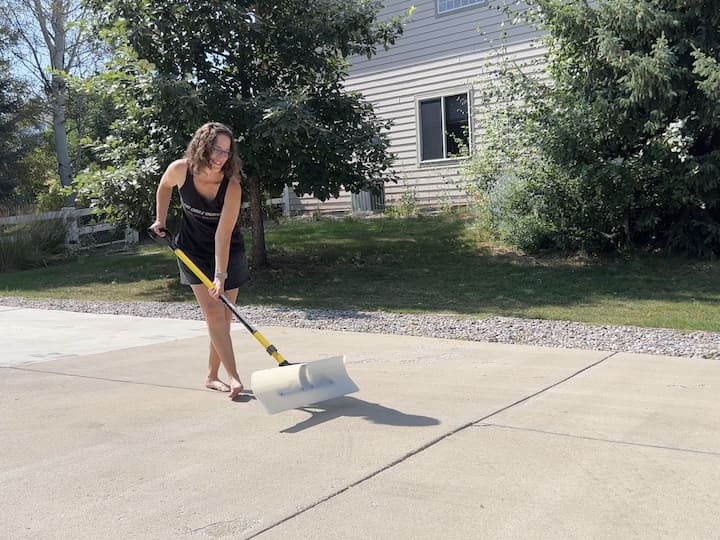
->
xmin=148 ymin=228 xmax=359 ymax=414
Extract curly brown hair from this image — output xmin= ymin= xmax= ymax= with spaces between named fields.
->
xmin=184 ymin=122 xmax=245 ymax=183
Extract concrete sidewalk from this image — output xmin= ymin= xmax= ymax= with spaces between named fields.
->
xmin=1 ymin=306 xmax=718 ymax=539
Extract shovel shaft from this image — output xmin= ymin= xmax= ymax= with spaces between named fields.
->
xmin=149 ymin=227 xmax=290 ymax=366
xmin=174 ymin=247 xmax=214 ymax=288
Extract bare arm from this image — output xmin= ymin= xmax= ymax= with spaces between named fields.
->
xmin=211 ymin=179 xmax=243 ymax=295
xmin=150 ymin=159 xmax=187 ymax=236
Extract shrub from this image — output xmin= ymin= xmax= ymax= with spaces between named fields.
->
xmin=463 ymin=0 xmax=720 ymax=258
xmin=0 ymin=218 xmax=68 ymax=271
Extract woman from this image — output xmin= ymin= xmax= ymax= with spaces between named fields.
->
xmin=150 ymin=122 xmax=248 ymax=399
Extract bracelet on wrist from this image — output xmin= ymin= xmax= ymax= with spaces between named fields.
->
xmin=214 ymin=271 xmax=228 ymax=279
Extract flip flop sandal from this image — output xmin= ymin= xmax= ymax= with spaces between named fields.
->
xmin=205 ymin=380 xmax=231 ymax=392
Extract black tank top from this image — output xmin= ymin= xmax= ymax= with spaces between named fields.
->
xmin=177 ymin=167 xmax=244 ymax=257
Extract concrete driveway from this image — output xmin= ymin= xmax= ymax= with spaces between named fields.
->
xmin=2 ymin=306 xmax=718 ymax=539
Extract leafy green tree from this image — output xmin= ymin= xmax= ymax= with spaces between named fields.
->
xmin=81 ymin=0 xmax=405 ymax=266
xmin=11 ymin=138 xmax=65 ymax=210
xmin=466 ymin=0 xmax=720 ymax=257
xmin=65 ymin=85 xmax=117 ymax=172
xmin=0 ymin=0 xmax=104 ymax=208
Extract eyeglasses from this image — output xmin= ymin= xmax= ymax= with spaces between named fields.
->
xmin=210 ymin=146 xmax=231 ymax=158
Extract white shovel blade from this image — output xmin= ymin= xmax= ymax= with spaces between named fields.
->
xmin=250 ymin=356 xmax=358 ymax=414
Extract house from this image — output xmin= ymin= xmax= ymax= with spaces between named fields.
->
xmin=285 ymin=0 xmax=545 ymax=215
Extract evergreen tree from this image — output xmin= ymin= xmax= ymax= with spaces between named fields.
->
xmin=0 ymin=26 xmax=40 ymax=205
xmin=467 ymin=0 xmax=720 ymax=257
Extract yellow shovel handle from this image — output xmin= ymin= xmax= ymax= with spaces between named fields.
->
xmin=148 ymin=228 xmax=290 ymax=366
xmin=176 ymin=247 xmax=289 ymax=366
xmin=174 ymin=248 xmax=215 ymax=289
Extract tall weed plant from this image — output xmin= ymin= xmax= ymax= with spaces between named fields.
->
xmin=0 ymin=218 xmax=68 ymax=271
xmin=465 ymin=54 xmax=670 ymax=253
xmin=385 ymin=184 xmax=419 ymax=218
xmin=464 ymin=66 xmax=593 ymax=251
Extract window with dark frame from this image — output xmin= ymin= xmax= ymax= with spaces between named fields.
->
xmin=419 ymin=92 xmax=470 ymax=162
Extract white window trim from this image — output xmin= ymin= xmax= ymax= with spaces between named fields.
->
xmin=416 ymin=88 xmax=473 ymax=166
xmin=437 ymin=0 xmax=488 ymax=16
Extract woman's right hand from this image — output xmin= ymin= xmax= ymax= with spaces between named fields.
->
xmin=149 ymin=220 xmax=166 ymax=237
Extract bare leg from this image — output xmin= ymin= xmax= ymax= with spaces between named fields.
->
xmin=205 ymin=342 xmax=229 ymax=392
xmin=191 ymin=285 xmax=243 ymax=399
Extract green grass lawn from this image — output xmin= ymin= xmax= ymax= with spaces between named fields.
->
xmin=1 ymin=216 xmax=718 ymax=332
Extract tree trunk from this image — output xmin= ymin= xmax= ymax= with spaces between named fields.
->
xmin=51 ymin=73 xmax=75 ymax=207
xmin=248 ymin=175 xmax=268 ymax=267
xmin=47 ymin=1 xmax=74 ymax=207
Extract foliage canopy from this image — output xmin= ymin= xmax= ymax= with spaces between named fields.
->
xmin=78 ymin=0 xmax=405 ymax=241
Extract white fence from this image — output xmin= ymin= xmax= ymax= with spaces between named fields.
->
xmin=0 ymin=196 xmax=287 ymax=253
xmin=0 ymin=208 xmax=139 ymax=251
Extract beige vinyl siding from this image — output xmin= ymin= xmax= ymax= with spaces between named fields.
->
xmin=350 ymin=0 xmax=537 ymax=75
xmin=290 ymin=0 xmax=546 ymax=214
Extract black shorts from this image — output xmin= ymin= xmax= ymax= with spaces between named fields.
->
xmin=177 ymin=249 xmax=250 ymax=290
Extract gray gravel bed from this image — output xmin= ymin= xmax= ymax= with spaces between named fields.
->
xmin=1 ymin=296 xmax=718 ymax=359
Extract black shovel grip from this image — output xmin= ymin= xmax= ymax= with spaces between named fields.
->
xmin=147 ymin=227 xmax=177 ymax=249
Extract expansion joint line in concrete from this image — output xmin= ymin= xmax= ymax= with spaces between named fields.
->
xmin=5 ymin=366 xmax=207 ymax=392
xmin=243 ymin=352 xmax=618 ymax=539
xmin=480 ymin=422 xmax=720 ymax=458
